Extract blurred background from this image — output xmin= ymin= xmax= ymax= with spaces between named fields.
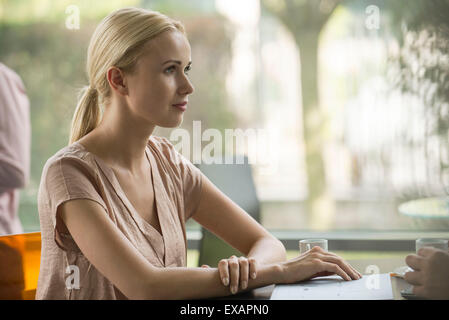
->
xmin=1 ymin=0 xmax=449 ymax=264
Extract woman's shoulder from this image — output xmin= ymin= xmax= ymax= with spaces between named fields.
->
xmin=148 ymin=135 xmax=174 ymax=150
xmin=42 ymin=142 xmax=97 ymax=178
xmin=38 ymin=142 xmax=108 ymax=225
xmin=148 ymin=135 xmax=194 ymax=167
xmin=147 ymin=135 xmax=199 ymax=177
xmin=148 ymin=135 xmax=180 ymax=161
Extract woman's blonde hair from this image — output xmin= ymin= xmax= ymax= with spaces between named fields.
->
xmin=69 ymin=7 xmax=186 ymax=144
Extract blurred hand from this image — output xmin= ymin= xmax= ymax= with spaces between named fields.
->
xmin=405 ymin=247 xmax=449 ymax=299
xmin=279 ymin=246 xmax=362 ymax=284
xmin=201 ymin=255 xmax=257 ymax=294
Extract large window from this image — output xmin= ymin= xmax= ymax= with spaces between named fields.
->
xmin=1 ymin=0 xmax=448 ymax=241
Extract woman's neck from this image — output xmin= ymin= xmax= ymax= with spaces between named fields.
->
xmin=78 ymin=105 xmax=156 ymax=175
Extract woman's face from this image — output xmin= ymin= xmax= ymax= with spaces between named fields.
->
xmin=124 ymin=30 xmax=194 ymax=128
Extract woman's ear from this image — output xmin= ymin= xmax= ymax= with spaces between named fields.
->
xmin=107 ymin=66 xmax=128 ymax=96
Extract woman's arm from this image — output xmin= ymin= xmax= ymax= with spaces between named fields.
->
xmin=190 ymin=174 xmax=286 ymax=292
xmin=190 ymin=173 xmax=362 ymax=293
xmin=191 ymin=174 xmax=287 ymax=264
xmin=247 ymin=236 xmax=287 ymax=265
xmin=60 ymin=199 xmax=358 ymax=299
xmin=150 ymin=263 xmax=282 ymax=299
xmin=58 ymin=198 xmax=282 ymax=299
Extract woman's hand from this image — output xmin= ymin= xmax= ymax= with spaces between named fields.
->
xmin=201 ymin=255 xmax=258 ymax=294
xmin=279 ymin=246 xmax=362 ymax=284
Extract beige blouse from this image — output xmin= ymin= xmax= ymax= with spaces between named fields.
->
xmin=36 ymin=136 xmax=203 ymax=299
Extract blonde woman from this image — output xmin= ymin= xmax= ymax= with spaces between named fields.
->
xmin=36 ymin=7 xmax=361 ymax=300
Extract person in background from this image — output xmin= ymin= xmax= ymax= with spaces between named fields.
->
xmin=405 ymin=247 xmax=449 ymax=299
xmin=0 ymin=63 xmax=31 ymax=235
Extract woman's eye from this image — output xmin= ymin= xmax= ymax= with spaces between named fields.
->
xmin=164 ymin=64 xmax=191 ymax=75
xmin=165 ymin=66 xmax=176 ymax=74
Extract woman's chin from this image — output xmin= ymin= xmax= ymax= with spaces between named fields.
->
xmin=158 ymin=116 xmax=184 ymax=129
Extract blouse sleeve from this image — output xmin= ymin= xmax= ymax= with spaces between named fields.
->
xmin=155 ymin=137 xmax=203 ymax=221
xmin=41 ymin=156 xmax=107 ymax=251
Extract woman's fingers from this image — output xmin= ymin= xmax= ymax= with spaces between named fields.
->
xmin=318 ymin=261 xmax=352 ymax=281
xmin=249 ymin=257 xmax=257 ymax=280
xmin=323 ymin=251 xmax=362 ymax=278
xmin=228 ymin=256 xmax=240 ymax=294
xmin=318 ymin=254 xmax=361 ymax=280
xmin=218 ymin=259 xmax=229 ymax=286
xmin=312 ymin=247 xmax=362 ymax=278
xmin=238 ymin=257 xmax=250 ymax=290
xmin=307 ymin=271 xmax=335 ymax=280
xmin=218 ymin=256 xmax=258 ymax=293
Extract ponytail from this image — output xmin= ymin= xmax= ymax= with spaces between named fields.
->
xmin=69 ymin=86 xmax=101 ymax=145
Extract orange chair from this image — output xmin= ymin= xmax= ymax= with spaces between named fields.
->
xmin=0 ymin=232 xmax=41 ymax=300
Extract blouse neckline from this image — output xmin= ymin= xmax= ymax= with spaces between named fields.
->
xmin=71 ymin=139 xmax=170 ymax=266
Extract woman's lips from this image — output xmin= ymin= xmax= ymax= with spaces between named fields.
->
xmin=172 ymin=102 xmax=187 ymax=111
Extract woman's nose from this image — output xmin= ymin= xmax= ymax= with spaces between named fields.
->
xmin=179 ymin=75 xmax=194 ymax=95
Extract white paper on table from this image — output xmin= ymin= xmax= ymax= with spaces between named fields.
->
xmin=270 ymin=273 xmax=394 ymax=300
